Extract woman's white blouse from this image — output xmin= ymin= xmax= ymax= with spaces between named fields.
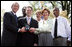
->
xmin=35 ymin=18 xmax=53 ymax=34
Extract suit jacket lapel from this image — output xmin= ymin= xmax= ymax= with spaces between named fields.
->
xmin=10 ymin=11 xmax=16 ymax=19
xmin=10 ymin=11 xmax=14 ymax=16
xmin=25 ymin=17 xmax=32 ymax=25
xmin=10 ymin=11 xmax=18 ymax=23
xmin=24 ymin=18 xmax=28 ymax=25
xmin=29 ymin=18 xmax=33 ymax=26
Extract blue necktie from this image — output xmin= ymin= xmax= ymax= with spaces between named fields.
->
xmin=14 ymin=15 xmax=18 ymax=23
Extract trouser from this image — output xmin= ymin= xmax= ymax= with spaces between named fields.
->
xmin=53 ymin=37 xmax=67 ymax=46
xmin=38 ymin=32 xmax=53 ymax=46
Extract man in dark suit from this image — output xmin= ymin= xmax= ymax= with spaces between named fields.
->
xmin=17 ymin=6 xmax=38 ymax=46
xmin=1 ymin=2 xmax=24 ymax=46
xmin=18 ymin=6 xmax=26 ymax=19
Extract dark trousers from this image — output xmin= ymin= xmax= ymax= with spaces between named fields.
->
xmin=53 ymin=37 xmax=67 ymax=46
xmin=16 ymin=32 xmax=34 ymax=46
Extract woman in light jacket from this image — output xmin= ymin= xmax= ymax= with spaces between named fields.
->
xmin=34 ymin=8 xmax=53 ymax=46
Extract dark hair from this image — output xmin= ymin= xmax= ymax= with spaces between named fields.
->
xmin=42 ymin=8 xmax=50 ymax=14
xmin=26 ymin=6 xmax=33 ymax=11
xmin=22 ymin=6 xmax=26 ymax=10
xmin=53 ymin=7 xmax=59 ymax=11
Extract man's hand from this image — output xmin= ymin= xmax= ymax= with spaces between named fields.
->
xmin=29 ymin=28 xmax=36 ymax=33
xmin=19 ymin=27 xmax=26 ymax=32
xmin=67 ymin=40 xmax=71 ymax=46
xmin=34 ymin=43 xmax=38 ymax=46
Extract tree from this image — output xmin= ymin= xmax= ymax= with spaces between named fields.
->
xmin=50 ymin=1 xmax=71 ymax=16
xmin=61 ymin=1 xmax=71 ymax=16
xmin=28 ymin=1 xmax=71 ymax=18
xmin=28 ymin=1 xmax=40 ymax=12
xmin=49 ymin=1 xmax=57 ymax=8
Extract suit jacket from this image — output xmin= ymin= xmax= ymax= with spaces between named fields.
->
xmin=1 ymin=11 xmax=19 ymax=46
xmin=17 ymin=14 xmax=26 ymax=20
xmin=17 ymin=17 xmax=38 ymax=46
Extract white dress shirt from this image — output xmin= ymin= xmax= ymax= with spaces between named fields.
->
xmin=26 ymin=16 xmax=31 ymax=24
xmin=35 ymin=18 xmax=53 ymax=34
xmin=52 ymin=16 xmax=71 ymax=41
xmin=18 ymin=16 xmax=31 ymax=32
xmin=12 ymin=11 xmax=16 ymax=15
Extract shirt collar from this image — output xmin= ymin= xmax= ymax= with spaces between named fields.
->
xmin=55 ymin=16 xmax=60 ymax=20
xmin=26 ymin=16 xmax=31 ymax=19
xmin=26 ymin=16 xmax=31 ymax=21
xmin=12 ymin=11 xmax=16 ymax=15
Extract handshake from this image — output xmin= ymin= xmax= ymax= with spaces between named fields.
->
xmin=19 ymin=25 xmax=36 ymax=33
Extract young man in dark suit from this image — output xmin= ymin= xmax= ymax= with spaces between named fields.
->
xmin=17 ymin=6 xmax=38 ymax=46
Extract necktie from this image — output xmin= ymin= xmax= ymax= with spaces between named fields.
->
xmin=14 ymin=15 xmax=18 ymax=23
xmin=27 ymin=18 xmax=30 ymax=25
xmin=54 ymin=19 xmax=57 ymax=38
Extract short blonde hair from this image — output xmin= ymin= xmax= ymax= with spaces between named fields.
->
xmin=36 ymin=10 xmax=42 ymax=14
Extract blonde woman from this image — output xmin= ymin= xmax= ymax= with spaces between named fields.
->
xmin=36 ymin=10 xmax=43 ymax=22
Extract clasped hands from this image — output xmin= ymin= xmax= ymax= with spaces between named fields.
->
xmin=19 ymin=27 xmax=36 ymax=33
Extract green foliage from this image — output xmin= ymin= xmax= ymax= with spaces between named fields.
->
xmin=28 ymin=1 xmax=71 ymax=18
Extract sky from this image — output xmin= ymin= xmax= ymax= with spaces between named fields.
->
xmin=1 ymin=1 xmax=63 ymax=17
xmin=1 ymin=1 xmax=31 ymax=17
